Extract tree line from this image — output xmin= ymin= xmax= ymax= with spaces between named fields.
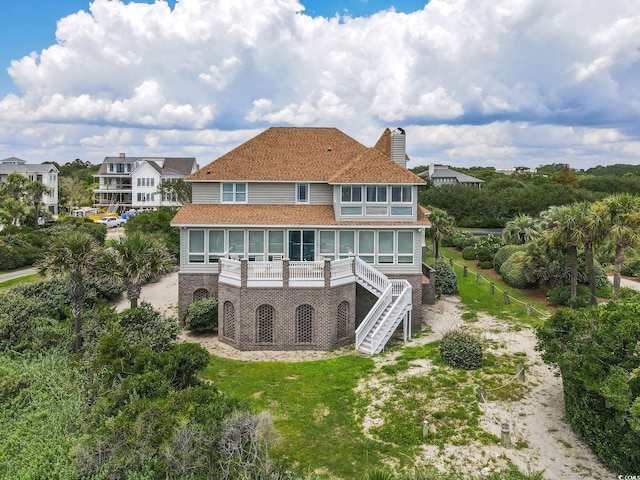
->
xmin=414 ymin=163 xmax=640 ymax=227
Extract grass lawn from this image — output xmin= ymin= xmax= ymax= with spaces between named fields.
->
xmin=436 ymin=248 xmax=551 ymax=327
xmin=200 ymin=252 xmax=550 ymax=479
xmin=0 ymin=273 xmax=39 ymax=290
xmin=202 ymin=355 xmax=397 ymax=478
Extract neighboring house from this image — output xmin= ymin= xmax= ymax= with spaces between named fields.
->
xmin=94 ymin=154 xmax=198 ymax=211
xmin=171 ymin=127 xmax=436 ymax=354
xmin=420 ymin=164 xmax=484 ymax=188
xmin=0 ymin=157 xmax=59 ymax=214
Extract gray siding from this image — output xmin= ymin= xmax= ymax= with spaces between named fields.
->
xmin=192 ymin=183 xmax=219 ymax=204
xmin=309 ymin=183 xmax=333 ymax=205
xmin=192 ymin=181 xmax=339 ymax=206
xmin=249 ymin=183 xmax=295 ymax=204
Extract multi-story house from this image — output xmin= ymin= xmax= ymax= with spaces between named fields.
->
xmin=419 ymin=164 xmax=484 ymax=188
xmin=172 ymin=127 xmax=435 ymax=354
xmin=0 ymin=157 xmax=59 ymax=214
xmin=94 ymin=154 xmax=198 ymax=211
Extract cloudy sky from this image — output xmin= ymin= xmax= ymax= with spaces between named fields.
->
xmin=1 ymin=0 xmax=639 ymax=170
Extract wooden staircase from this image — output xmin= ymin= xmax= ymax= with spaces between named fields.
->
xmin=354 ymin=257 xmax=412 ymax=355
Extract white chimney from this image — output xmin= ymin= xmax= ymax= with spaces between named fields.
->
xmin=390 ymin=128 xmax=406 ymax=167
xmin=119 ymin=152 xmax=125 ymax=158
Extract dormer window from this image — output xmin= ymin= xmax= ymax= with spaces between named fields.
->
xmin=341 ymin=185 xmax=362 ymax=203
xmin=222 ymin=183 xmax=247 ymax=203
xmin=296 ymin=183 xmax=309 ymax=204
xmin=391 ymin=186 xmax=411 ymax=203
xmin=366 ymin=186 xmax=387 ymax=203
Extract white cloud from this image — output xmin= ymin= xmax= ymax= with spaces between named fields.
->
xmin=0 ymin=0 xmax=639 ymax=169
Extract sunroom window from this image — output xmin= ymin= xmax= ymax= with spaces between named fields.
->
xmin=188 ymin=230 xmax=205 ymax=263
xmin=398 ymin=231 xmax=414 ymax=263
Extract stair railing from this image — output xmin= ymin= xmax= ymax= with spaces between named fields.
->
xmin=355 ymin=283 xmax=393 ymax=352
xmin=354 ymin=257 xmax=388 ymax=294
xmin=369 ymin=280 xmax=412 ymax=354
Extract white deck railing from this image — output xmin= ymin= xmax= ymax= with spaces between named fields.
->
xmin=289 ymin=261 xmax=324 ymax=280
xmin=247 ymin=260 xmax=283 ymax=280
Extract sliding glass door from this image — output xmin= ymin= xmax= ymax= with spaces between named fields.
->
xmin=288 ymin=230 xmax=315 ymax=261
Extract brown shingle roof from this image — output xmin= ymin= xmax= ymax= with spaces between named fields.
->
xmin=171 ymin=204 xmax=431 ymax=228
xmin=188 ymin=127 xmax=424 ymax=184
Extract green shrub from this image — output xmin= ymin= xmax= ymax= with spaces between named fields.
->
xmin=546 ymin=285 xmax=590 ymax=307
xmin=494 ymin=244 xmax=525 ymax=275
xmin=537 ymin=303 xmax=640 ymax=472
xmin=183 ymin=297 xmax=218 ymax=333
xmin=477 ymin=260 xmax=494 ymax=269
xmin=461 ymin=237 xmax=478 ymax=248
xmin=445 ymin=232 xmax=473 ymax=249
xmin=434 ymin=260 xmax=458 ymax=295
xmin=500 ymin=251 xmax=536 ymax=289
xmin=475 ymin=246 xmax=493 ymax=263
xmin=462 ymin=246 xmax=476 ymax=260
xmin=440 ymin=330 xmax=483 ymax=370
xmin=473 ymin=234 xmax=503 ymax=256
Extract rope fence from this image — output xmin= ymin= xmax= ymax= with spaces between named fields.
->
xmin=476 ymin=363 xmax=526 ymax=403
xmin=440 ymin=253 xmax=551 ymax=321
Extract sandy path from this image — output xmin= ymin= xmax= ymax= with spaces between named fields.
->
xmin=124 ymin=271 xmax=616 ymax=478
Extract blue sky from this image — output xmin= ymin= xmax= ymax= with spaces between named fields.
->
xmin=0 ymin=0 xmax=639 ymax=169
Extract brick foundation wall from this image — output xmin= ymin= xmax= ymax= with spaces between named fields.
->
xmin=178 ymin=272 xmax=219 ymax=319
xmin=217 ymin=282 xmax=356 ymax=351
xmin=388 ymin=274 xmax=423 ymax=330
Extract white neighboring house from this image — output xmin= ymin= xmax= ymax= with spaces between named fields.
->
xmin=94 ymin=154 xmax=198 ymax=212
xmin=0 ymin=157 xmax=59 ymax=214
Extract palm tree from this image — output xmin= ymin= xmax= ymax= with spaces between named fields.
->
xmin=25 ymin=180 xmax=52 ymax=228
xmin=101 ymin=231 xmax=174 ymax=309
xmin=545 ymin=205 xmax=581 ymax=300
xmin=37 ymin=231 xmax=102 ymax=352
xmin=426 ymin=206 xmax=456 ymax=259
xmin=594 ymin=194 xmax=640 ymax=299
xmin=502 ymin=213 xmax=541 ymax=245
xmin=0 ymin=172 xmax=29 ymax=201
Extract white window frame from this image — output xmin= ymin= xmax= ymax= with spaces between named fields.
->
xmin=341 ymin=185 xmax=362 ymax=203
xmin=188 ymin=230 xmax=206 ymax=263
xmin=296 ymin=183 xmax=309 ymax=204
xmin=221 ymin=183 xmax=248 ymax=203
xmin=366 ymin=185 xmax=387 ymax=203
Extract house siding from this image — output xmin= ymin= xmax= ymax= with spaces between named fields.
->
xmin=192 ymin=183 xmax=220 ymax=204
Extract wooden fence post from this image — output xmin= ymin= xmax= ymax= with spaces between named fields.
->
xmin=501 ymin=423 xmax=511 ymax=448
xmin=503 ymin=292 xmax=510 ymax=304
xmin=490 ymin=282 xmax=495 ymax=294
xmin=527 ymin=304 xmax=532 ymax=316
xmin=463 ymin=266 xmax=468 ymax=277
xmin=476 ymin=386 xmax=486 ymax=403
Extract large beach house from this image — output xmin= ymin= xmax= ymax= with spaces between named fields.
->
xmin=171 ymin=127 xmax=435 ymax=354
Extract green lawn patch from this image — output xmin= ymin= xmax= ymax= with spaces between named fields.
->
xmin=438 ymin=248 xmax=550 ymax=327
xmin=0 ymin=274 xmax=39 ymax=290
xmin=202 ymin=354 xmax=402 ymax=478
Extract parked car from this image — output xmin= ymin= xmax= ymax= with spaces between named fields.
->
xmin=95 ymin=216 xmax=124 ymax=228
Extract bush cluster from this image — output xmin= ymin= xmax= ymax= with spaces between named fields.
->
xmin=439 ymin=330 xmax=483 ymax=370
xmin=537 ymin=303 xmax=640 ymax=471
xmin=433 ymin=260 xmax=458 ymax=295
xmin=500 ymin=251 xmax=536 ymax=289
xmin=546 ymin=285 xmax=590 ymax=308
xmin=462 ymin=246 xmax=476 ymax=260
xmin=493 ymin=244 xmax=524 ymax=275
xmin=183 ymin=296 xmax=219 ymax=333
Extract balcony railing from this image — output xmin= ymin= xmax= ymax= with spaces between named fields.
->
xmin=219 ymin=257 xmax=356 ymax=288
